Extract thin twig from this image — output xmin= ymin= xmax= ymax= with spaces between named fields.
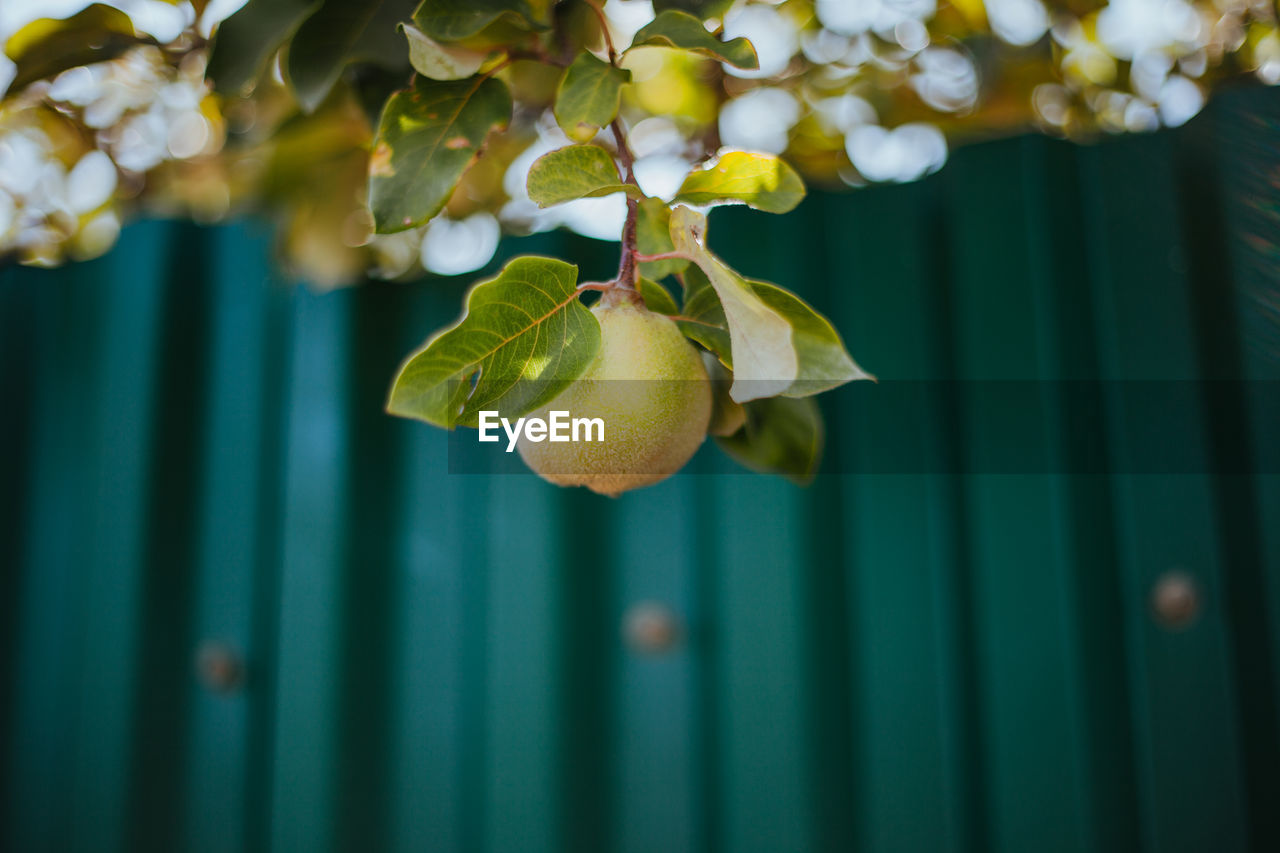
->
xmin=610 ymin=117 xmax=638 ymax=183
xmin=611 ymin=119 xmax=642 ymax=290
xmin=584 ymin=3 xmax=641 ymax=293
xmin=582 ymin=0 xmax=618 ymax=64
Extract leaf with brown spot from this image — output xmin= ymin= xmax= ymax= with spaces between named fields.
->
xmin=369 ymin=75 xmax=512 ymax=233
xmin=369 ymin=142 xmax=395 ymax=177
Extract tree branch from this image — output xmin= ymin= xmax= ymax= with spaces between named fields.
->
xmin=582 ymin=0 xmax=618 ymax=64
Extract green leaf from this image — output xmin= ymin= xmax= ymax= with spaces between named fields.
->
xmin=286 ymin=0 xmax=383 ymax=112
xmin=401 ymin=23 xmax=490 ymax=80
xmin=3 ymin=4 xmax=148 ymax=95
xmin=387 ymin=257 xmax=600 ymax=428
xmin=628 ymin=10 xmax=758 ymax=69
xmin=349 ymin=0 xmax=422 ymax=63
xmin=553 ymin=51 xmax=631 ymax=143
xmin=369 ymin=75 xmax=512 ymax=233
xmin=716 ymin=396 xmax=824 ymax=484
xmin=525 ymin=144 xmax=641 ymax=208
xmin=653 ymin=0 xmax=735 ymax=16
xmin=750 ymin=281 xmax=873 ymax=395
xmin=636 ymin=198 xmax=689 ymax=280
xmin=703 ymin=354 xmax=747 ymax=437
xmin=412 ymin=0 xmax=539 ymax=42
xmin=674 ymin=265 xmax=731 ymax=365
xmin=284 ymin=0 xmax=421 ymax=111
xmin=669 ymin=206 xmax=795 ymax=401
xmin=673 ymin=248 xmax=871 ymax=397
xmin=637 ymin=278 xmax=679 ymax=316
xmin=674 ymin=151 xmax=806 ymax=214
xmin=207 ymin=0 xmax=322 ymax=95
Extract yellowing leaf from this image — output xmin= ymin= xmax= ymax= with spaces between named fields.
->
xmin=387 ymin=256 xmax=600 ymax=427
xmin=669 ymin=206 xmax=795 ymax=401
xmin=628 ymin=10 xmax=758 ymax=69
xmin=368 ymin=75 xmax=512 ymax=233
xmin=554 ymin=51 xmax=632 ymax=143
xmin=674 ymin=151 xmax=806 ymax=214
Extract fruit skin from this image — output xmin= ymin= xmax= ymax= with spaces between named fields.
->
xmin=517 ymin=295 xmax=711 ymax=496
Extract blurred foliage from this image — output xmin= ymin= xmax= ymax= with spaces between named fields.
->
xmin=3 ymin=0 xmax=1276 ymax=483
xmin=1 ymin=0 xmax=1277 ymax=281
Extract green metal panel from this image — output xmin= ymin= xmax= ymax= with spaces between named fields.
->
xmin=3 ymin=89 xmax=1280 ymax=853
xmin=1083 ymin=131 xmax=1249 ymax=853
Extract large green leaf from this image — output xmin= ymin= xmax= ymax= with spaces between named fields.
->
xmin=553 ymin=51 xmax=631 ymax=143
xmin=286 ymin=0 xmax=382 ymax=112
xmin=412 ymin=0 xmax=540 ymax=42
xmin=750 ymin=281 xmax=872 ymax=395
xmin=636 ymin=198 xmax=689 ymax=280
xmin=401 ymin=23 xmax=491 ymax=80
xmin=349 ymin=0 xmax=422 ymax=62
xmin=369 ymin=75 xmax=512 ymax=233
xmin=387 ymin=257 xmax=600 ymax=428
xmin=3 ymin=4 xmax=147 ymax=95
xmin=525 ymin=144 xmax=641 ymax=208
xmin=628 ymin=10 xmax=758 ymax=69
xmin=674 ymin=151 xmax=806 ymax=214
xmin=207 ymin=0 xmax=322 ymax=95
xmin=673 ymin=244 xmax=869 ymax=396
xmin=284 ymin=0 xmax=421 ymax=111
xmin=716 ymin=396 xmax=824 ymax=484
xmin=669 ymin=207 xmax=795 ymax=401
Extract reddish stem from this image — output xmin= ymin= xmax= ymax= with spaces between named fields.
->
xmin=582 ymin=0 xmax=618 ymax=64
xmin=634 ymin=251 xmax=692 ymax=263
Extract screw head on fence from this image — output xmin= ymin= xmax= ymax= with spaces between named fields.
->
xmin=1150 ymin=570 xmax=1201 ymax=630
xmin=622 ymin=601 xmax=682 ymax=655
xmin=195 ymin=641 xmax=245 ymax=694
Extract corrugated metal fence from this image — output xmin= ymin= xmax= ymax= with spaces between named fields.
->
xmin=2 ymin=87 xmax=1279 ymax=853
